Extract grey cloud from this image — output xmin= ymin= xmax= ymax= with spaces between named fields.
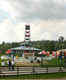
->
xmin=7 ymin=0 xmax=66 ymax=22
xmin=0 ymin=0 xmax=66 ymax=43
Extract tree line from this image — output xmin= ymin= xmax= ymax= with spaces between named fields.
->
xmin=0 ymin=40 xmax=66 ymax=54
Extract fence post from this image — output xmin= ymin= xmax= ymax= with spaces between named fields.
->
xmin=0 ymin=66 xmax=1 ymax=74
xmin=17 ymin=66 xmax=19 ymax=77
xmin=46 ymin=67 xmax=48 ymax=73
xmin=32 ymin=66 xmax=35 ymax=74
xmin=59 ymin=66 xmax=63 ymax=72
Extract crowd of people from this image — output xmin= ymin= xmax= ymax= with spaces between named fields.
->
xmin=1 ymin=59 xmax=15 ymax=71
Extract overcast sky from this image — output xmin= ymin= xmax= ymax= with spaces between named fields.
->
xmin=0 ymin=0 xmax=66 ymax=43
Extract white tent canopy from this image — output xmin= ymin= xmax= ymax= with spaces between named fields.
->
xmin=11 ymin=46 xmax=41 ymax=51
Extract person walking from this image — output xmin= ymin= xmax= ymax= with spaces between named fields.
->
xmin=11 ymin=60 xmax=15 ymax=71
xmin=8 ymin=59 xmax=12 ymax=71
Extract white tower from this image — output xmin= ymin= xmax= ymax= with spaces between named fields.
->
xmin=24 ymin=24 xmax=31 ymax=44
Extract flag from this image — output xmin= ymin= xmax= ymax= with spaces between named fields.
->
xmin=52 ymin=51 xmax=55 ymax=56
xmin=56 ymin=51 xmax=60 ymax=56
xmin=47 ymin=51 xmax=50 ymax=56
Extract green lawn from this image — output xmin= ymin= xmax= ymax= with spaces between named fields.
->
xmin=0 ymin=72 xmax=66 ymax=79
xmin=41 ymin=58 xmax=64 ymax=67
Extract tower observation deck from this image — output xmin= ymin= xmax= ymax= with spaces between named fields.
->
xmin=25 ymin=25 xmax=31 ymax=42
xmin=24 ymin=24 xmax=31 ymax=47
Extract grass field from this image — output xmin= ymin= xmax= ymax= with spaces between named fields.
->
xmin=0 ymin=72 xmax=66 ymax=79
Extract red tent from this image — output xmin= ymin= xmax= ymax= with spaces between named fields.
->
xmin=42 ymin=50 xmax=47 ymax=55
xmin=6 ymin=49 xmax=11 ymax=54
